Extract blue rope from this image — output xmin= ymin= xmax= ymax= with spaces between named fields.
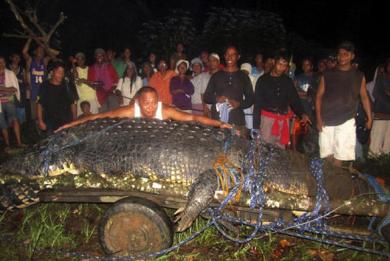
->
xmin=293 ymin=158 xmax=330 ymax=229
xmin=362 ymin=173 xmax=390 ymax=238
xmin=364 ymin=174 xmax=390 ymax=202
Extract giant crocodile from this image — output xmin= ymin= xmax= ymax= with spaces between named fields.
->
xmin=0 ymin=118 xmax=389 ymax=235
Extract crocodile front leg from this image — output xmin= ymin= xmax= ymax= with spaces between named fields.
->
xmin=175 ymin=169 xmax=218 ymax=232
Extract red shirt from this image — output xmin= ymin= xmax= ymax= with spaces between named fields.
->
xmin=88 ymin=63 xmax=118 ymax=105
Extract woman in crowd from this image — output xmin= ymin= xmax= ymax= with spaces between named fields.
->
xmin=115 ymin=62 xmax=142 ymax=106
xmin=170 ymin=59 xmax=194 ymax=112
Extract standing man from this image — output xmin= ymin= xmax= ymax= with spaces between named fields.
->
xmin=253 ymin=52 xmax=310 ymax=148
xmin=88 ymin=48 xmax=119 ymax=112
xmin=37 ymin=62 xmax=77 ymax=134
xmin=0 ymin=56 xmax=24 ymax=151
xmin=22 ymin=39 xmax=49 ymax=120
xmin=295 ymin=57 xmax=319 ymax=121
xmin=8 ymin=53 xmax=27 ymax=125
xmin=369 ymin=58 xmax=390 ymax=156
xmin=316 ymin=41 xmax=372 ymax=167
xmin=203 ymin=46 xmax=254 ymax=135
xmin=251 ymin=53 xmax=264 ymax=79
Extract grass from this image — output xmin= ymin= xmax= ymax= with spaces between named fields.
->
xmin=17 ymin=204 xmax=75 ymax=259
xmin=0 ymin=201 xmax=388 ymax=260
xmin=0 ymin=203 xmax=105 ymax=260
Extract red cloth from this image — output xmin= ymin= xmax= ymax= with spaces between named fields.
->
xmin=261 ymin=110 xmax=292 ymax=145
xmin=88 ymin=63 xmax=118 ymax=105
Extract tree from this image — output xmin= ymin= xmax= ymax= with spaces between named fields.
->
xmin=201 ymin=7 xmax=287 ymax=57
xmin=3 ymin=0 xmax=66 ymax=57
xmin=138 ymin=10 xmax=196 ymax=59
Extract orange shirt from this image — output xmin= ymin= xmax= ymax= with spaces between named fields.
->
xmin=149 ymin=70 xmax=176 ymax=105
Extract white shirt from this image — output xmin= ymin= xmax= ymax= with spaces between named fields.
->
xmin=116 ymin=76 xmax=142 ymax=106
xmin=190 ymin=72 xmax=212 ymax=105
xmin=134 ymin=101 xmax=163 ymax=120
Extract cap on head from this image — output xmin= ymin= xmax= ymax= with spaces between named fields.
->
xmin=209 ymin=53 xmax=220 ymax=62
xmin=190 ymin=57 xmax=203 ymax=70
xmin=94 ymin=48 xmax=105 ymax=56
xmin=75 ymin=52 xmax=86 ymax=59
xmin=240 ymin=63 xmax=252 ymax=74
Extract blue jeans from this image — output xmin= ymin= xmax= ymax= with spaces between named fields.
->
xmin=0 ymin=102 xmax=17 ymax=129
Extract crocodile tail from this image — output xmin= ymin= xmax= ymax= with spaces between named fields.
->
xmin=0 ymin=180 xmax=40 ymax=213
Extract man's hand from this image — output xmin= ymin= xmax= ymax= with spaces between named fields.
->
xmin=227 ymin=98 xmax=240 ymax=109
xmin=220 ymin=122 xmax=233 ymax=129
xmin=171 ymin=89 xmax=185 ymax=95
xmin=38 ymin=121 xmax=47 ymax=131
xmin=0 ymin=87 xmax=17 ymax=94
xmin=300 ymin=114 xmax=311 ymax=126
xmin=366 ymin=117 xmax=373 ymax=130
xmin=216 ymin=95 xmax=227 ymax=103
xmin=203 ymin=104 xmax=210 ymax=117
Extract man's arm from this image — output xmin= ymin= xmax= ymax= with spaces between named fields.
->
xmin=360 ymin=76 xmax=373 ymax=129
xmin=56 ymin=105 xmax=135 ymax=131
xmin=239 ymin=74 xmax=254 ymax=109
xmin=22 ymin=38 xmax=32 ymax=65
xmin=71 ymin=103 xmax=77 ymax=121
xmin=203 ymin=74 xmax=220 ymax=104
xmin=0 ymin=87 xmax=17 ymax=94
xmin=315 ymin=76 xmax=325 ymax=132
xmin=164 ymin=105 xmax=231 ymax=128
xmin=252 ymin=78 xmax=262 ymax=129
xmin=36 ymin=103 xmax=46 ymax=130
xmin=289 ymin=80 xmax=311 ymax=125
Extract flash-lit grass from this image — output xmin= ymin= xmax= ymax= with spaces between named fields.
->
xmin=0 ymin=201 xmax=388 ymax=260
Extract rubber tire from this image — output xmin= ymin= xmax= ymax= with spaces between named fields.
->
xmin=99 ymin=197 xmax=173 ymax=256
xmin=380 ymin=223 xmax=390 ymax=243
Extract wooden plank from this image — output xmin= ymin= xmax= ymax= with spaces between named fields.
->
xmin=38 ymin=188 xmax=388 ymax=217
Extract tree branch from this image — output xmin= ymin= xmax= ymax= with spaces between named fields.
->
xmin=24 ymin=8 xmax=47 ymax=37
xmin=5 ymin=0 xmax=36 ymax=37
xmin=3 ymin=33 xmax=29 ymax=39
xmin=5 ymin=0 xmax=64 ymax=57
xmin=47 ymin=12 xmax=66 ymax=40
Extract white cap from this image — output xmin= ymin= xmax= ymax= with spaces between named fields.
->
xmin=175 ymin=59 xmax=189 ymax=74
xmin=240 ymin=63 xmax=252 ymax=74
xmin=209 ymin=53 xmax=220 ymax=62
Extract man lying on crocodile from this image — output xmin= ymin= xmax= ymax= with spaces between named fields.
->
xmin=58 ymin=86 xmax=232 ymax=131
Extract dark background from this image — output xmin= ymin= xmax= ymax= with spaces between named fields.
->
xmin=0 ymin=0 xmax=388 ymax=79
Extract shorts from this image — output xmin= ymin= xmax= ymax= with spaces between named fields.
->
xmin=319 ymin=118 xmax=356 ymax=161
xmin=0 ymin=102 xmax=17 ymax=129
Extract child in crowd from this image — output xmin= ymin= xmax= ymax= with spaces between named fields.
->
xmin=78 ymin=101 xmax=92 ymax=119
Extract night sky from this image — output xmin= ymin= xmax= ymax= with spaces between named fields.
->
xmin=0 ymin=0 xmax=388 ymax=77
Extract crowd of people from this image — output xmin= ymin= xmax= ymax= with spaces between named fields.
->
xmin=1 ymin=39 xmax=389 ymax=167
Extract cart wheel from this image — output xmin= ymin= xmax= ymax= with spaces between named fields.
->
xmin=380 ymin=223 xmax=390 ymax=242
xmin=99 ymin=197 xmax=173 ymax=256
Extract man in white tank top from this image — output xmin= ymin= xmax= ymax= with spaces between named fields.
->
xmin=134 ymin=100 xmax=163 ymax=120
xmin=58 ymin=86 xmax=232 ymax=131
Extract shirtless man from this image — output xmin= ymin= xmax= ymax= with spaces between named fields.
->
xmin=58 ymin=86 xmax=232 ymax=131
